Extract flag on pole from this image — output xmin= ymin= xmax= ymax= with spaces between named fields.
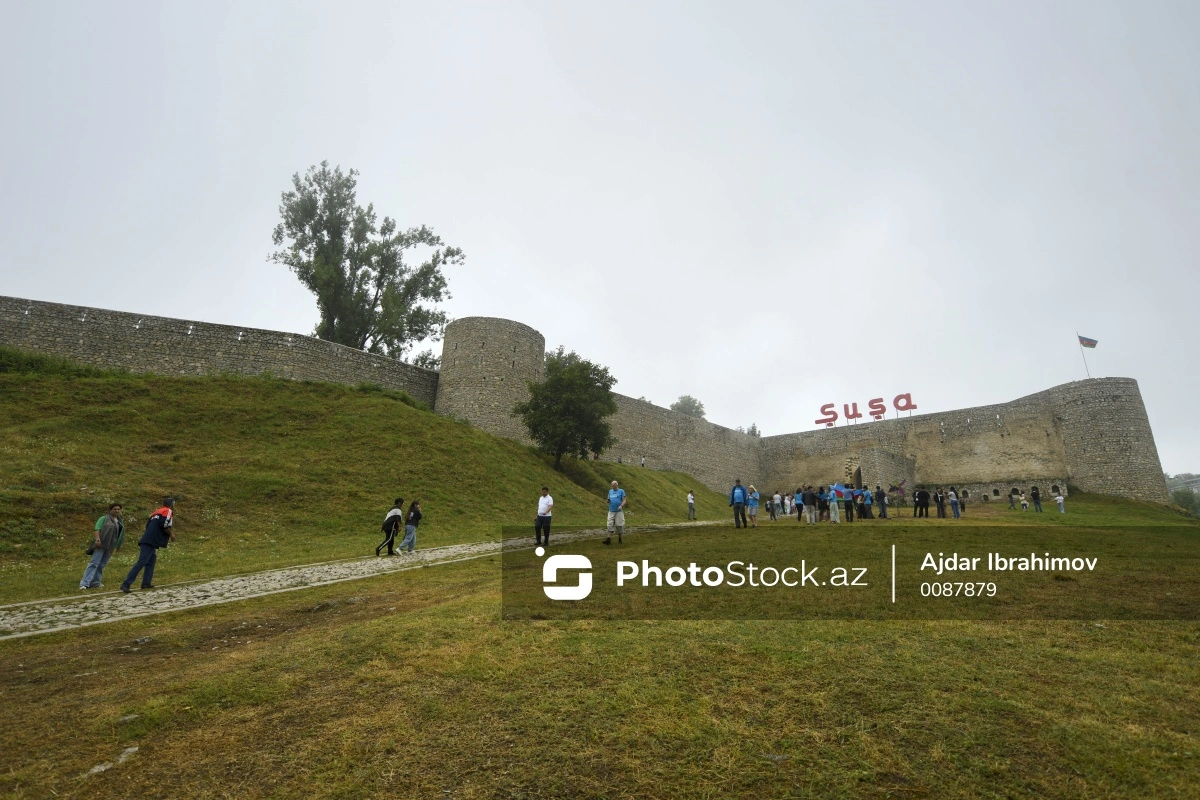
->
xmin=1078 ymin=335 xmax=1098 ymax=349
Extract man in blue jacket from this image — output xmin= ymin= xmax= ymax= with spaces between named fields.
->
xmin=729 ymin=479 xmax=749 ymax=529
xmin=121 ymin=498 xmax=176 ymax=593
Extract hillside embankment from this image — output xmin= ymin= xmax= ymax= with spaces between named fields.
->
xmin=0 ymin=348 xmax=727 ymax=602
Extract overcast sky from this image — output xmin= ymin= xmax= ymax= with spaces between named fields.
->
xmin=2 ymin=1 xmax=1197 ymax=473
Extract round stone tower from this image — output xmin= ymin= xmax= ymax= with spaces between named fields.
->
xmin=435 ymin=317 xmax=545 ymax=443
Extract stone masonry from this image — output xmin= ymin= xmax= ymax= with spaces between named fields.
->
xmin=0 ymin=296 xmax=439 ymax=407
xmin=0 ymin=295 xmax=1169 ymax=503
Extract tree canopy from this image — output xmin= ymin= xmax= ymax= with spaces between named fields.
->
xmin=270 ymin=162 xmax=463 ymax=364
xmin=670 ymin=395 xmax=705 ymax=418
xmin=514 ymin=347 xmax=618 ymax=468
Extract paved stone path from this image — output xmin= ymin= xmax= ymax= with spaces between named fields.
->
xmin=0 ymin=523 xmax=713 ymax=640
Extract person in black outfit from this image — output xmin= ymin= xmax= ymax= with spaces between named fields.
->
xmin=916 ymin=488 xmax=931 ymax=518
xmin=121 ymin=498 xmax=175 ymax=592
xmin=875 ymin=485 xmax=888 ymax=519
xmin=1030 ymin=487 xmax=1043 ymax=512
xmin=844 ymin=489 xmax=855 ymax=522
xmin=934 ymin=488 xmax=946 ymax=518
xmin=376 ymin=498 xmax=405 ymax=556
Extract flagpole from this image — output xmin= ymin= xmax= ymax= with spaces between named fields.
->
xmin=1076 ymin=331 xmax=1091 ymax=378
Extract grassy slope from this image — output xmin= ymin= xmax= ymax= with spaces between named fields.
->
xmin=1 ymin=501 xmax=1197 ymax=798
xmin=0 ymin=370 xmax=726 ymax=602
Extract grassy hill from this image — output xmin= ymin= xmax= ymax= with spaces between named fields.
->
xmin=0 ymin=351 xmax=727 ymax=602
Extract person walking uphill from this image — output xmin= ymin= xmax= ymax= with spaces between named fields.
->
xmin=687 ymin=490 xmax=696 ymax=521
xmin=376 ymin=498 xmax=405 ymax=556
xmin=729 ymin=479 xmax=749 ymax=529
xmin=400 ymin=501 xmax=422 ymax=554
xmin=121 ymin=498 xmax=175 ymax=593
xmin=604 ymin=481 xmax=627 ymax=545
xmin=535 ymin=487 xmax=553 ymax=547
xmin=81 ymin=503 xmax=124 ymax=589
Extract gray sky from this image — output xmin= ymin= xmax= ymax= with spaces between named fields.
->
xmin=2 ymin=1 xmax=1197 ymax=473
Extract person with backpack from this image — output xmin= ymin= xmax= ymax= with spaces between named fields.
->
xmin=376 ymin=498 xmax=405 ymax=556
xmin=400 ymin=500 xmax=422 ymax=554
xmin=120 ymin=498 xmax=175 ymax=593
xmin=80 ymin=503 xmax=124 ymax=590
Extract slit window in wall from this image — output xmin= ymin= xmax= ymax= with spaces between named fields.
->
xmin=512 ymin=360 xmax=515 ymax=368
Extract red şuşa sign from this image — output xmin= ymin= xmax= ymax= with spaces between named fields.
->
xmin=816 ymin=394 xmax=917 ymax=427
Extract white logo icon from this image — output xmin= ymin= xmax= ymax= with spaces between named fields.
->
xmin=538 ymin=547 xmax=593 ymax=600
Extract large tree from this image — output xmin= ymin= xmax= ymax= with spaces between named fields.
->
xmin=270 ymin=162 xmax=463 ymax=363
xmin=515 ymin=347 xmax=618 ymax=468
xmin=670 ymin=394 xmax=705 ymax=418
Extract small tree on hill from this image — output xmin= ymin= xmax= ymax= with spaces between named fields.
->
xmin=1171 ymin=487 xmax=1199 ymax=516
xmin=515 ymin=347 xmax=618 ymax=469
xmin=670 ymin=395 xmax=705 ymax=418
xmin=270 ymin=162 xmax=464 ymax=362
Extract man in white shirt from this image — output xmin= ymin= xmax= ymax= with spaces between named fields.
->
xmin=536 ymin=486 xmax=553 ymax=547
xmin=687 ymin=490 xmax=696 ymax=520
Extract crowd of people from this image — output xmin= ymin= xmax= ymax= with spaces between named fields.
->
xmin=723 ymin=480 xmax=1066 ymax=526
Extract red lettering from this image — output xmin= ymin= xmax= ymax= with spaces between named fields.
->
xmin=815 ymin=403 xmax=838 ymax=427
xmin=868 ymin=397 xmax=886 ymax=420
xmin=844 ymin=402 xmax=863 ymax=421
xmin=893 ymin=393 xmax=917 ymax=412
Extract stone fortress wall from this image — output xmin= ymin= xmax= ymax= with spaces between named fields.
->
xmin=0 ymin=296 xmax=440 ymax=407
xmin=0 ymin=296 xmax=1169 ymax=503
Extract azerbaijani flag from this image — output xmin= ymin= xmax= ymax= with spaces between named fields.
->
xmin=1078 ymin=335 xmax=1098 ymax=349
xmin=832 ymin=483 xmax=846 ymax=499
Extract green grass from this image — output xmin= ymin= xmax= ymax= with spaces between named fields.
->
xmin=1 ymin=353 xmax=1199 ymax=797
xmin=1 ymin=537 xmax=1197 ymax=798
xmin=0 ymin=365 xmax=726 ymax=603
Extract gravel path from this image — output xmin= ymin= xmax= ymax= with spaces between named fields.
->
xmin=0 ymin=523 xmax=710 ymax=640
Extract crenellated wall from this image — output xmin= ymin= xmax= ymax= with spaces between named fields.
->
xmin=0 ymin=296 xmax=1169 ymax=503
